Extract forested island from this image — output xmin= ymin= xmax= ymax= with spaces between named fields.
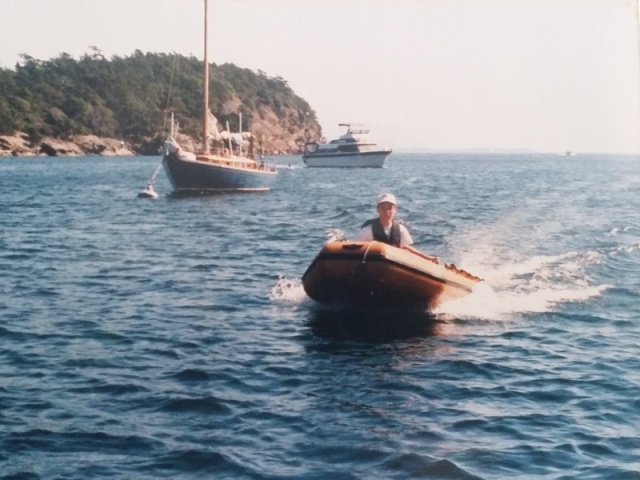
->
xmin=0 ymin=50 xmax=322 ymax=156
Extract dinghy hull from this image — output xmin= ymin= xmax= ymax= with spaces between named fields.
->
xmin=302 ymin=241 xmax=482 ymax=310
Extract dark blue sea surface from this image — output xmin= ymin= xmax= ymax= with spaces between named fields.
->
xmin=1 ymin=153 xmax=639 ymax=479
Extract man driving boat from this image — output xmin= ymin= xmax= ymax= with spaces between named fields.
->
xmin=353 ymin=193 xmax=413 ymax=248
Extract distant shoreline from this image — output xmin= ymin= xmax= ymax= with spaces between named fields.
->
xmin=0 ymin=132 xmax=298 ymax=157
xmin=3 ymin=133 xmax=635 ymax=158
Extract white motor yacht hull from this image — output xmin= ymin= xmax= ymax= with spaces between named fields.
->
xmin=303 ymin=151 xmax=390 ymax=168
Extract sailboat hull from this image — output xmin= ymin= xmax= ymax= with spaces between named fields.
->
xmin=163 ymin=151 xmax=277 ymax=193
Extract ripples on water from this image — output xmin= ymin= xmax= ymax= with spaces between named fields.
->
xmin=1 ymin=154 xmax=639 ymax=479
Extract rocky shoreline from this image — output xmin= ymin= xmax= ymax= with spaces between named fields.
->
xmin=0 ymin=129 xmax=307 ymax=158
xmin=0 ymin=132 xmax=138 ymax=157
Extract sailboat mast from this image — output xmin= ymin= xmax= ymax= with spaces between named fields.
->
xmin=202 ymin=0 xmax=210 ymax=154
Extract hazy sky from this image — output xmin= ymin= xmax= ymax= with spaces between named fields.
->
xmin=2 ymin=0 xmax=639 ymax=153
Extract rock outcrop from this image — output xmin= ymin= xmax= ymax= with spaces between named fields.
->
xmin=0 ymin=132 xmax=33 ymax=156
xmin=0 ymin=133 xmax=137 ymax=157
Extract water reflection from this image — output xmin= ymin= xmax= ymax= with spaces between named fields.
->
xmin=168 ymin=190 xmax=271 ymax=199
xmin=306 ymin=306 xmax=444 ymax=343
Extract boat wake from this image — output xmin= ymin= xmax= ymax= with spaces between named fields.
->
xmin=435 ymin=249 xmax=609 ymax=321
xmin=324 ymin=228 xmax=348 ymax=242
xmin=269 ymin=275 xmax=309 ymax=304
xmin=270 ymin=250 xmax=608 ymax=321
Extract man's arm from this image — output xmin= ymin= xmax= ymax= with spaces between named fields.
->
xmin=402 ymin=245 xmax=439 ymax=263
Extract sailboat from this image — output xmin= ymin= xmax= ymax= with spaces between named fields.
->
xmin=162 ymin=0 xmax=277 ymax=193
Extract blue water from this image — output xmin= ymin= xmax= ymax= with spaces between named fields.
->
xmin=1 ymin=153 xmax=639 ymax=479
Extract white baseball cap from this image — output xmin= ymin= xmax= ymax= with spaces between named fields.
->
xmin=377 ymin=193 xmax=397 ymax=206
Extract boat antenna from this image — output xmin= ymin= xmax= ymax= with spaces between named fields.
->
xmin=239 ymin=112 xmax=243 ymax=156
xmin=202 ymin=0 xmax=210 ymax=154
xmin=226 ymin=120 xmax=233 ymax=154
xmin=161 ymin=54 xmax=179 ymax=137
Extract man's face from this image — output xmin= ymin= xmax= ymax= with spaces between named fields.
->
xmin=376 ymin=202 xmax=396 ymax=225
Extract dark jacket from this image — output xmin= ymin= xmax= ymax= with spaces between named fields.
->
xmin=361 ymin=218 xmax=404 ymax=246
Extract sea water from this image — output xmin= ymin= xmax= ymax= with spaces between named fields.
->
xmin=0 ymin=153 xmax=638 ymax=479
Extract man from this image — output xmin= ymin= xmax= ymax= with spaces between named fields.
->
xmin=353 ymin=193 xmax=413 ymax=247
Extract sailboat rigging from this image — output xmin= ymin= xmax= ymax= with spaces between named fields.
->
xmin=162 ymin=0 xmax=277 ymax=193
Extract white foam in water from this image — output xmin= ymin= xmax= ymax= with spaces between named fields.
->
xmin=325 ymin=228 xmax=348 ymax=242
xmin=435 ymin=280 xmax=607 ymax=321
xmin=269 ymin=276 xmax=309 ymax=303
xmin=435 ymin=246 xmax=610 ymax=321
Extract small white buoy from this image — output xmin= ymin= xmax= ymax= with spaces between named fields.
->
xmin=137 ymin=183 xmax=158 ymax=199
